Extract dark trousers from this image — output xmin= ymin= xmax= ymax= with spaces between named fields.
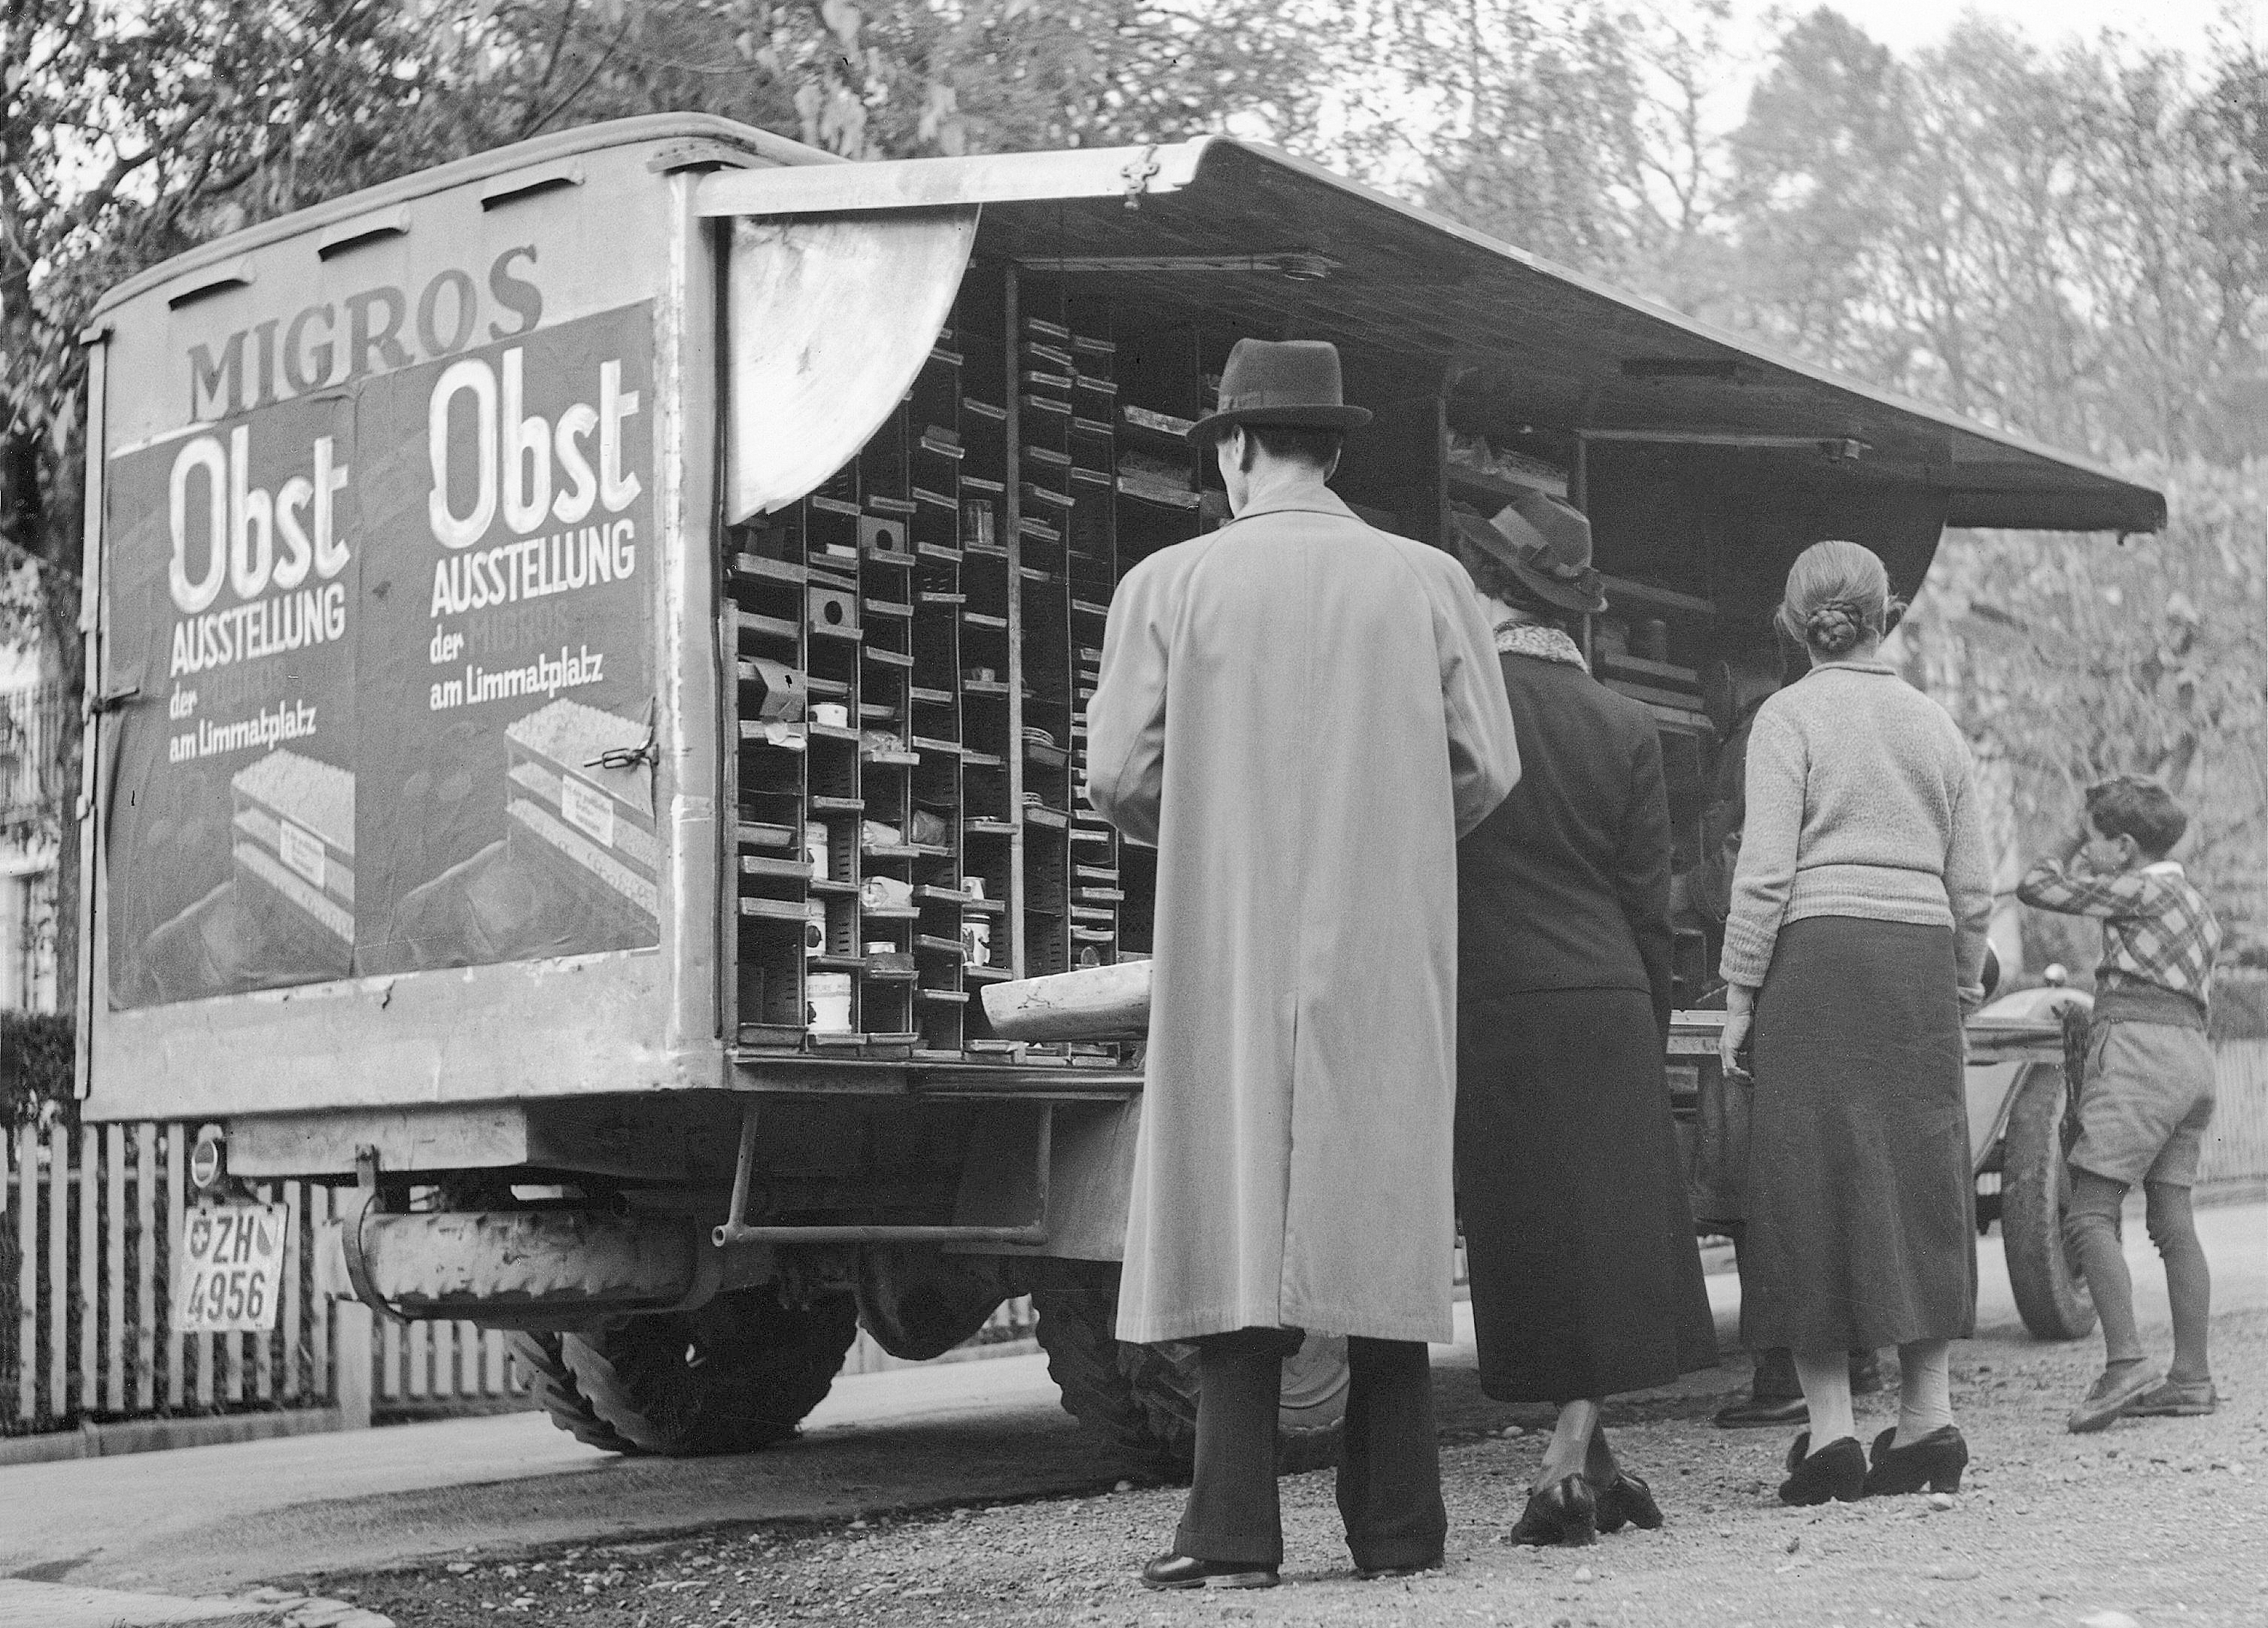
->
xmin=1174 ymin=1328 xmax=1446 ymax=1571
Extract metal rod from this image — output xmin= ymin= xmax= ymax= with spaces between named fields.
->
xmin=717 ymin=1102 xmax=761 ymax=1248
xmin=713 ymin=1222 xmax=1048 ymax=1244
xmin=712 ymin=1103 xmax=1052 ymax=1249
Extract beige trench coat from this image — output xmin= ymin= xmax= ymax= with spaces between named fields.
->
xmin=1085 ymin=484 xmax=1520 ymax=1344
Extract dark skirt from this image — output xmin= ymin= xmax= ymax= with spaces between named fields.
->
xmin=1741 ymin=916 xmax=1978 ymax=1352
xmin=1457 ymin=987 xmax=1718 ymax=1404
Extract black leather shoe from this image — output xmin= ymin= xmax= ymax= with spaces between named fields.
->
xmin=1508 ymin=1474 xmax=1599 ymax=1547
xmin=1713 ymin=1392 xmax=1808 ymax=1429
xmin=1354 ymin=1557 xmax=1444 ymax=1580
xmin=1862 ymin=1426 xmax=1968 ymax=1496
xmin=1140 ymin=1553 xmax=1278 ymax=1590
xmin=1777 ymin=1432 xmax=1866 ymax=1506
xmin=1593 ymin=1470 xmax=1665 ymax=1533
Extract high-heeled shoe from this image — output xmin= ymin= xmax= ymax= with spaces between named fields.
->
xmin=1592 ymin=1469 xmax=1665 ymax=1532
xmin=1507 ymin=1474 xmax=1599 ymax=1546
xmin=1862 ymin=1425 xmax=1968 ymax=1496
xmin=1777 ymin=1431 xmax=1865 ymax=1506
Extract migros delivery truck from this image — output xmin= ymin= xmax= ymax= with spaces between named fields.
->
xmin=77 ymin=114 xmax=2160 ymax=1464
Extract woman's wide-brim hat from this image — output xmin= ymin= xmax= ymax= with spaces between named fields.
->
xmin=1454 ymin=489 xmax=1608 ymax=616
xmin=1186 ymin=338 xmax=1373 ymax=444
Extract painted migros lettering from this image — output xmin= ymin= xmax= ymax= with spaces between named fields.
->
xmin=186 ymin=247 xmax=544 ymax=421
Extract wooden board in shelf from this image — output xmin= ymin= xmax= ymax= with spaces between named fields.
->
xmin=1598 ymin=650 xmax=1700 ymax=687
xmin=733 ymin=553 xmax=806 ymax=586
xmin=917 ymin=988 xmax=970 ymax=1004
xmin=736 ymin=609 xmax=798 ymax=644
xmin=1599 ymin=574 xmax=1713 ymax=619
xmin=742 ymin=854 xmax=813 ymax=881
xmin=739 ymin=821 xmax=795 ymax=849
xmin=740 ymin=897 xmax=810 ymax=923
xmin=1605 ymin=677 xmax=1707 ymax=713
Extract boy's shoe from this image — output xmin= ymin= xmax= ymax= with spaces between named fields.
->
xmin=2066 ymin=1363 xmax=2163 ymax=1433
xmin=2123 ymin=1377 xmax=2218 ymax=1417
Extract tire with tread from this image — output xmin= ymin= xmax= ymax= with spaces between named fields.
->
xmin=522 ymin=1289 xmax=859 ymax=1456
xmin=2001 ymin=1062 xmax=2099 ymax=1343
xmin=509 ymin=1329 xmax=645 ymax=1456
xmin=1032 ymin=1286 xmax=1345 ymax=1478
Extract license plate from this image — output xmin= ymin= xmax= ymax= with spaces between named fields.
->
xmin=174 ymin=1202 xmax=291 ymax=1333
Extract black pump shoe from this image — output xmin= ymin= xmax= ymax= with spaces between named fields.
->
xmin=1593 ymin=1470 xmax=1665 ymax=1533
xmin=1508 ymin=1474 xmax=1599 ymax=1547
xmin=1139 ymin=1553 xmax=1278 ymax=1590
xmin=1777 ymin=1432 xmax=1866 ymax=1506
xmin=1862 ymin=1426 xmax=1968 ymax=1496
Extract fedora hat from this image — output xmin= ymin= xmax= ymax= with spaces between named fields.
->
xmin=1186 ymin=338 xmax=1373 ymax=445
xmin=1455 ymin=489 xmax=1607 ymax=616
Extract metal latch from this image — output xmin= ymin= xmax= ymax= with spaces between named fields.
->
xmin=1120 ymin=145 xmax=1162 ymax=211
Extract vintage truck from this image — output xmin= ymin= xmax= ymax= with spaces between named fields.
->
xmin=76 ymin=114 xmax=2154 ymax=1467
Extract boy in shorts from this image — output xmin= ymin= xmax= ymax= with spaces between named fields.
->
xmin=2017 ymin=776 xmax=2222 ymax=1432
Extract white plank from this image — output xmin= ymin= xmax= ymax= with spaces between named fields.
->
xmin=379 ymin=1313 xmax=402 ymax=1402
xmin=280 ymin=1182 xmax=303 ymax=1398
xmin=78 ymin=1127 xmax=98 ymax=1419
xmin=14 ymin=1125 xmax=36 ymax=1420
xmin=47 ymin=1122 xmax=68 ymax=1419
xmin=253 ymin=1184 xmax=274 ymax=1402
xmin=165 ymin=1126 xmax=186 ymax=1409
xmin=134 ymin=1125 xmax=157 ymax=1412
xmin=310 ymin=1186 xmax=330 ymax=1403
xmin=104 ymin=1126 xmax=126 ymax=1413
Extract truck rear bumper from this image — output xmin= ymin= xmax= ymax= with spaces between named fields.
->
xmin=324 ymin=1207 xmax=772 ymax=1326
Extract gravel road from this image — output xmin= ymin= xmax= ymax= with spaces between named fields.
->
xmin=303 ymin=1307 xmax=2265 ymax=1628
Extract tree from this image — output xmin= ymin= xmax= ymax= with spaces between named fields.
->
xmin=1900 ymin=461 xmax=2268 ymax=965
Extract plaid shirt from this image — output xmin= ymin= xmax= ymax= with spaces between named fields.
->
xmin=2016 ymin=858 xmax=2221 ymax=1010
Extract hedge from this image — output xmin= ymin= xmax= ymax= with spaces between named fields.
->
xmin=2 ymin=1012 xmax=74 ymax=1127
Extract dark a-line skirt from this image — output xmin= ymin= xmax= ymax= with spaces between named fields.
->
xmin=1741 ymin=915 xmax=1978 ymax=1353
xmin=1457 ymin=987 xmax=1718 ymax=1404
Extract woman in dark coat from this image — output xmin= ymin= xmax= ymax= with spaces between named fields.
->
xmin=1452 ymin=497 xmax=1716 ymax=1547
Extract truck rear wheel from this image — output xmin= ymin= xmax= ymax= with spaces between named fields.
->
xmin=1032 ymin=1286 xmax=1347 ymax=1478
xmin=509 ymin=1330 xmax=646 ymax=1456
xmin=535 ymin=1287 xmax=859 ymax=1456
xmin=2001 ymin=1063 xmax=2098 ymax=1343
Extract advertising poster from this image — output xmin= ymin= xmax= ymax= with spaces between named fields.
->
xmin=104 ymin=392 xmax=360 ymax=1007
xmin=353 ymin=304 xmax=658 ymax=974
xmin=105 ymin=302 xmax=659 ymax=1007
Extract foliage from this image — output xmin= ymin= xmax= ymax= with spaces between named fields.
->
xmin=2 ymin=1010 xmax=73 ymax=1126
xmin=1900 ymin=460 xmax=2268 ymax=966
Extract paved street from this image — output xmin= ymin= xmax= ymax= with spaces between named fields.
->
xmin=1 ymin=1198 xmax=2260 ymax=1626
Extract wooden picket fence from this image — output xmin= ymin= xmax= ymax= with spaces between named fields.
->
xmin=1 ymin=1121 xmax=523 ymax=1438
xmin=2200 ymin=1039 xmax=2268 ymax=1187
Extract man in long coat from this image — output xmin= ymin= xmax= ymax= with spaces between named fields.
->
xmin=1085 ymin=339 xmax=1520 ymax=1587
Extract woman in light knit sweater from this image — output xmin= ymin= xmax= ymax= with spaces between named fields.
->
xmin=1718 ymin=540 xmax=1993 ymax=1506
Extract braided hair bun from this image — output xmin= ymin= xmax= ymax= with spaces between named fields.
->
xmin=1776 ymin=540 xmax=1899 ymax=659
xmin=1804 ymin=600 xmax=1865 ymax=655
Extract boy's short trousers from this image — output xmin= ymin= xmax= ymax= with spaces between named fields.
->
xmin=2071 ymin=1018 xmax=2218 ymax=1188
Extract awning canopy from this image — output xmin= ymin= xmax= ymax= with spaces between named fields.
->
xmin=702 ymin=138 xmax=2163 ymax=536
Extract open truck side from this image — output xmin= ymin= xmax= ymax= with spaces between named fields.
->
xmin=78 ymin=114 xmax=2160 ymax=1465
